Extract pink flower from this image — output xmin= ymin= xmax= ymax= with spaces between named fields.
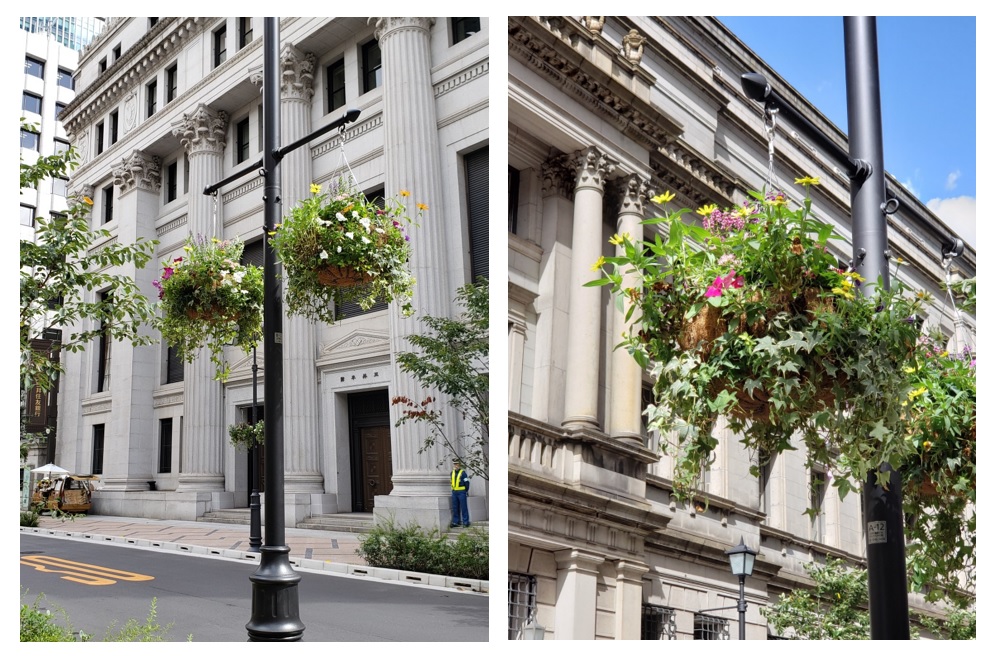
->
xmin=704 ymin=270 xmax=744 ymax=298
xmin=161 ymin=266 xmax=174 ymax=281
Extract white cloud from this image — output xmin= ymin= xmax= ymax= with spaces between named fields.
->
xmin=900 ymin=178 xmax=919 ymax=198
xmin=926 ymin=196 xmax=976 ymax=248
xmin=945 ymin=170 xmax=961 ymax=191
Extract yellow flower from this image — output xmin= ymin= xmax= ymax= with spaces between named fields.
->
xmin=82 ymin=196 xmax=94 ymax=205
xmin=795 ymin=175 xmax=820 ymax=187
xmin=903 ymin=366 xmax=916 ymax=374
xmin=908 ymin=386 xmax=927 ymax=400
xmin=696 ymin=204 xmax=717 ymax=217
xmin=591 ymin=255 xmax=606 ymax=271
xmin=767 ymin=195 xmax=788 ymax=207
xmin=310 ymin=183 xmax=321 ymax=194
xmin=211 ymin=237 xmax=220 ymax=243
xmin=608 ymin=233 xmax=630 ymax=246
xmin=399 ymin=189 xmax=410 ymax=197
xmin=832 ymin=286 xmax=854 ymax=300
xmin=417 ymin=202 xmax=429 ymax=211
xmin=652 ymin=191 xmax=676 ymax=205
xmin=922 ymin=440 xmax=933 ymax=451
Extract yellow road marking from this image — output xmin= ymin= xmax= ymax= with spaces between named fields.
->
xmin=20 ymin=555 xmax=155 ymax=586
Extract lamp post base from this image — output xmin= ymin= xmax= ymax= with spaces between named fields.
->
xmin=245 ymin=546 xmax=304 ymax=641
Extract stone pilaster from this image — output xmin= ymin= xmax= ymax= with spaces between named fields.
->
xmin=171 ymin=104 xmax=228 ymax=492
xmin=563 ymin=146 xmax=613 ymax=430
xmin=554 ymin=549 xmax=605 ymax=639
xmin=614 ymin=559 xmax=650 ymax=639
xmin=609 ymin=174 xmax=649 ymax=445
xmin=373 ymin=16 xmax=456 ymax=527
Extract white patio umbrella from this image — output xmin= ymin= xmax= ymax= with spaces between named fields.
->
xmin=31 ymin=463 xmax=70 ymax=476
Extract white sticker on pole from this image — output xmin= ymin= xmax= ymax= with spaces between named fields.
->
xmin=867 ymin=520 xmax=887 ymax=544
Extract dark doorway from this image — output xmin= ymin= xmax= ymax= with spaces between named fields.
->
xmin=244 ymin=404 xmax=265 ymax=502
xmin=348 ymin=390 xmax=392 ymax=512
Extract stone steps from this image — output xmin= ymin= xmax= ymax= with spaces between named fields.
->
xmin=198 ymin=509 xmax=487 ymax=535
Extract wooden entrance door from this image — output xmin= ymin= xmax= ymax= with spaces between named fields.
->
xmin=349 ymin=390 xmax=392 ymax=512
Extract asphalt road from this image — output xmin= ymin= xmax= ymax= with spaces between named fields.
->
xmin=20 ymin=533 xmax=488 ymax=642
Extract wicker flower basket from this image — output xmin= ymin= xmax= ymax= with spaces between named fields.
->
xmin=316 ymin=264 xmax=373 ymax=288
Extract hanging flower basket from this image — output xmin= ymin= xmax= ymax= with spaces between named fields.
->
xmin=155 ymin=235 xmax=263 ymax=382
xmin=269 ymin=179 xmax=420 ymax=324
xmin=228 ymin=420 xmax=265 ymax=451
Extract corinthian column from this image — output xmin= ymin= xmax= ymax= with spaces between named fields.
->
xmin=563 ymin=146 xmax=613 ymax=430
xmin=374 ymin=17 xmax=454 ymax=526
xmin=609 ymin=174 xmax=649 ymax=445
xmin=171 ymin=104 xmax=228 ymax=491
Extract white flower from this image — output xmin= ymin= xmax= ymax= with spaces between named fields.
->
xmin=319 ymin=250 xmax=329 ymax=260
xmin=337 ymin=246 xmax=342 ymax=253
xmin=375 ymin=227 xmax=385 ymax=234
xmin=352 ymin=210 xmax=360 ymax=219
xmin=359 ymin=217 xmax=371 ymax=232
xmin=232 ymin=270 xmax=246 ymax=283
xmin=345 ymin=231 xmax=354 ymax=239
xmin=336 ymin=212 xmax=347 ymax=222
xmin=361 ymin=236 xmax=371 ymax=244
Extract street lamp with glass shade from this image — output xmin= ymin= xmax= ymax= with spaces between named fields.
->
xmin=725 ymin=538 xmax=758 ymax=639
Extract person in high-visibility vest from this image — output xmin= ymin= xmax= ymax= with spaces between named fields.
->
xmin=450 ymin=459 xmax=471 ymax=528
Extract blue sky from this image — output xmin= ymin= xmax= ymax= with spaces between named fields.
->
xmin=718 ymin=16 xmax=977 ymax=248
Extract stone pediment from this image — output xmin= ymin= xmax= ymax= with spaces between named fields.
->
xmin=319 ymin=329 xmax=391 ymax=365
xmin=226 ymin=349 xmax=264 ymax=383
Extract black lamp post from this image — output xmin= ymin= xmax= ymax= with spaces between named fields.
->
xmin=247 ymin=345 xmax=261 ymax=552
xmin=725 ymin=539 xmax=757 ymax=640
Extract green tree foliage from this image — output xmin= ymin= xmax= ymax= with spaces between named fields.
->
xmin=20 ymin=140 xmax=159 ymax=395
xmin=394 ymin=279 xmax=488 ymax=479
xmin=761 ymin=559 xmax=870 ymax=640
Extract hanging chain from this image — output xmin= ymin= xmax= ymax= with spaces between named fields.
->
xmin=211 ymin=190 xmax=220 ymax=238
xmin=942 ymin=258 xmax=961 ymax=354
xmin=335 ymin=121 xmax=365 ymax=200
xmin=763 ymin=106 xmax=780 ymax=193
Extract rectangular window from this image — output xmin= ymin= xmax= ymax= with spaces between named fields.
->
xmin=464 ymin=147 xmax=489 ymax=282
xmin=21 ymin=205 xmax=36 ymax=227
xmin=54 ymin=139 xmax=70 ymax=155
xmin=99 ymin=57 xmax=107 ymax=73
xmin=214 ymin=24 xmax=228 ymax=67
xmin=112 ymin=44 xmax=121 ymax=61
xmin=92 ymin=424 xmax=105 ymax=475
xmin=183 ymin=153 xmax=190 ymax=194
xmin=103 ymin=185 xmax=114 ymax=224
xmin=57 ymin=68 xmax=74 ymax=90
xmin=96 ymin=121 xmax=105 ymax=155
xmin=149 ymin=18 xmax=159 ymax=28
xmin=109 ymin=110 xmax=119 ymax=145
xmin=53 ymin=178 xmax=68 ymax=197
xmin=361 ymin=39 xmax=382 ymax=93
xmin=327 ymin=58 xmax=346 ymax=112
xmin=165 ymin=161 xmax=178 ymax=203
xmin=642 ymin=604 xmax=677 ymax=640
xmin=97 ymin=292 xmax=112 ymax=392
xmin=508 ymin=572 xmax=537 ymax=639
xmin=238 ymin=17 xmax=253 ymax=49
xmin=159 ymin=418 xmax=173 ymax=473
xmin=451 ymin=17 xmax=481 ymax=44
xmin=165 ymin=344 xmax=184 ymax=384
xmin=20 ymin=128 xmax=39 ymax=151
xmin=166 ymin=63 xmax=178 ymax=102
xmin=55 ymin=102 xmax=67 ymax=118
xmin=236 ymin=117 xmax=250 ymax=164
xmin=694 ymin=614 xmax=729 ymax=640
xmin=22 ymin=92 xmax=42 ymax=114
xmin=25 ymin=56 xmax=44 ymax=78
xmin=508 ymin=166 xmax=520 ymax=234
xmin=811 ymin=469 xmax=827 ymax=542
xmin=146 ymin=80 xmax=157 ymax=118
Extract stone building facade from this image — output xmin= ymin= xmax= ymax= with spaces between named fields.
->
xmin=507 ymin=16 xmax=974 ymax=639
xmin=54 ymin=17 xmax=489 ymax=528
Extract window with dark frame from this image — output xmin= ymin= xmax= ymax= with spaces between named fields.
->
xmin=451 ymin=17 xmax=481 ymax=44
xmin=214 ymin=24 xmax=228 ymax=67
xmin=508 ymin=572 xmax=537 ymax=639
xmin=146 ymin=79 xmax=157 ymax=117
xmin=103 ymin=185 xmax=114 ymax=224
xmin=110 ymin=110 xmax=119 ymax=144
xmin=361 ymin=39 xmax=382 ymax=93
xmin=149 ymin=18 xmax=159 ymax=28
xmin=811 ymin=468 xmax=827 ymax=542
xmin=642 ymin=604 xmax=677 ymax=640
xmin=25 ymin=56 xmax=44 ymax=78
xmin=54 ymin=139 xmax=69 ymax=155
xmin=20 ymin=128 xmax=39 ymax=151
xmin=112 ymin=44 xmax=121 ymax=62
xmin=693 ymin=614 xmax=729 ymax=640
xmin=99 ymin=57 xmax=107 ymax=73
xmin=464 ymin=146 xmax=489 ymax=282
xmin=165 ymin=161 xmax=178 ymax=202
xmin=239 ymin=17 xmax=253 ymax=49
xmin=57 ymin=67 xmax=74 ymax=90
xmin=22 ymin=92 xmax=42 ymax=114
xmin=165 ymin=344 xmax=184 ymax=384
xmin=55 ymin=102 xmax=66 ymax=118
xmin=327 ymin=58 xmax=346 ymax=112
xmin=166 ymin=63 xmax=178 ymax=102
xmin=92 ymin=424 xmax=105 ymax=475
xmin=508 ymin=166 xmax=520 ymax=234
xmin=159 ymin=418 xmax=173 ymax=473
xmin=21 ymin=205 xmax=36 ymax=227
xmin=96 ymin=292 xmax=112 ymax=393
xmin=96 ymin=121 xmax=105 ymax=154
xmin=236 ymin=117 xmax=250 ymax=164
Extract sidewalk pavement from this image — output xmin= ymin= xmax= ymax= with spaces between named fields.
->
xmin=22 ymin=514 xmax=487 ymax=593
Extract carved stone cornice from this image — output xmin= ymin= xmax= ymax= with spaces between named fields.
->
xmin=171 ymin=104 xmax=228 ymax=156
xmin=571 ymin=146 xmax=614 ymax=192
xmin=541 ymin=154 xmax=575 ymax=199
xmin=582 ymin=17 xmax=605 ymax=36
xmin=373 ymin=17 xmax=435 ymax=43
xmin=112 ymin=150 xmax=162 ymax=196
xmin=653 ymin=142 xmax=735 ymax=207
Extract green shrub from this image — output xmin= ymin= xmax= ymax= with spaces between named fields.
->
xmin=20 ymin=593 xmax=82 ymax=641
xmin=357 ymin=520 xmax=488 ymax=579
xmin=103 ymin=598 xmax=186 ymax=642
xmin=20 ymin=509 xmax=40 ymax=527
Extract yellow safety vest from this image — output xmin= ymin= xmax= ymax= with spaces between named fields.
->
xmin=451 ymin=469 xmax=467 ymax=491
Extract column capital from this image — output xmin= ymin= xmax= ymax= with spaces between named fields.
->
xmin=280 ymin=44 xmax=317 ymax=102
xmin=571 ymin=146 xmax=614 ymax=192
xmin=171 ymin=104 xmax=228 ymax=156
xmin=614 ymin=173 xmax=652 ymax=216
xmin=373 ymin=17 xmax=435 ymax=42
xmin=541 ymin=154 xmax=575 ymax=199
xmin=112 ymin=150 xmax=162 ymax=196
